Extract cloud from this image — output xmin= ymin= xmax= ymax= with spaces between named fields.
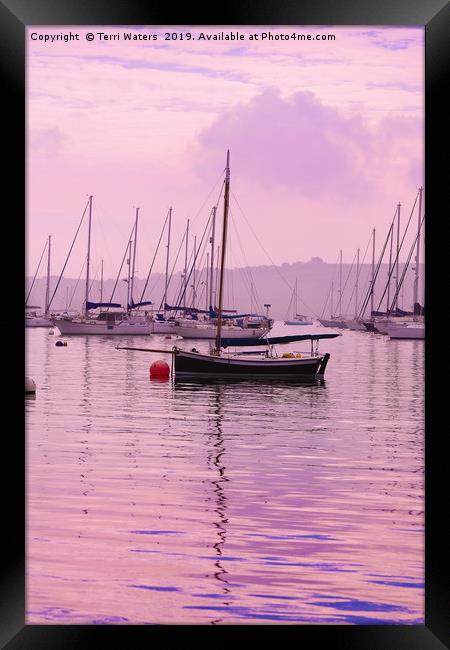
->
xmin=29 ymin=127 xmax=69 ymax=156
xmin=191 ymin=89 xmax=423 ymax=206
xmin=192 ymin=89 xmax=375 ymax=200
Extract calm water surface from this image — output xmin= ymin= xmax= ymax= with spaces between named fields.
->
xmin=25 ymin=323 xmax=424 ymax=624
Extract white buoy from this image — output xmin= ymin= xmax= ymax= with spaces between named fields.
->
xmin=25 ymin=377 xmax=36 ymax=394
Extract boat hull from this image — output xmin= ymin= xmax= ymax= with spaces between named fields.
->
xmin=388 ymin=325 xmax=425 ymax=339
xmin=318 ymin=319 xmax=347 ymax=329
xmin=284 ymin=320 xmax=313 ymax=326
xmin=151 ymin=321 xmax=178 ymax=334
xmin=174 ymin=350 xmax=327 ymax=376
xmin=25 ymin=318 xmax=53 ymax=327
xmin=53 ymin=319 xmax=152 ymax=335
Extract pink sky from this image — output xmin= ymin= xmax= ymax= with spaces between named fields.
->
xmin=27 ymin=26 xmax=424 ymax=282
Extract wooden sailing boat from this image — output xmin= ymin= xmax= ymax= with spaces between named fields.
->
xmin=172 ymin=151 xmax=339 ymax=377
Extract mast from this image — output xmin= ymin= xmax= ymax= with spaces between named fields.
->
xmin=386 ymin=224 xmax=393 ymax=315
xmin=215 ymin=151 xmax=230 ymax=350
xmin=130 ymin=207 xmax=139 ymax=309
xmin=370 ymin=228 xmax=376 ymax=318
xmin=413 ymin=187 xmax=423 ymax=320
xmin=338 ymin=250 xmax=343 ymax=318
xmin=84 ymin=195 xmax=93 ymax=317
xmin=126 ymin=236 xmax=132 ymax=313
xmin=183 ymin=218 xmax=189 ymax=308
xmin=163 ymin=207 xmax=172 ymax=316
xmin=209 ymin=206 xmax=216 ymax=309
xmin=100 ymin=258 xmax=104 ymax=304
xmin=395 ymin=203 xmax=401 ymax=311
xmin=44 ymin=235 xmax=51 ymax=317
xmin=294 ymin=278 xmax=298 ymax=318
xmin=205 ymin=252 xmax=209 ymax=311
xmin=215 ymin=245 xmax=220 ymax=309
xmin=192 ymin=235 xmax=197 ymax=309
xmin=330 ymin=281 xmax=334 ymax=319
xmin=355 ymin=248 xmax=359 ymax=319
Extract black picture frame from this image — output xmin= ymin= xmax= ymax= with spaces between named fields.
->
xmin=4 ymin=0 xmax=448 ymax=646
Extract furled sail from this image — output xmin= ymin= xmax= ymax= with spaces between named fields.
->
xmin=86 ymin=301 xmax=122 ymax=310
xmin=220 ymin=333 xmax=340 ymax=348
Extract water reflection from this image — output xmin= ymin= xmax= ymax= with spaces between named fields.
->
xmin=26 ymin=327 xmax=424 ymax=624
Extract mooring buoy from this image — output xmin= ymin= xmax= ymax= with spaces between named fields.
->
xmin=150 ymin=360 xmax=170 ymax=378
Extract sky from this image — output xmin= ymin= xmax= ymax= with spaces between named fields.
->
xmin=26 ymin=25 xmax=424 ymax=285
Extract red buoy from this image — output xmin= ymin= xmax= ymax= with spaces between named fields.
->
xmin=150 ymin=359 xmax=170 ymax=378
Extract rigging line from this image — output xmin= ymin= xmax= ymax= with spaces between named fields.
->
xmin=159 ymin=229 xmax=188 ymax=312
xmin=229 ymin=210 xmax=264 ymax=313
xmin=357 ymin=203 xmax=401 ymax=319
xmin=184 ymin=169 xmax=226 ymax=232
xmin=344 ymin=233 xmax=375 ymax=317
xmin=107 ymin=222 xmax=136 ymax=310
xmin=48 ymin=198 xmax=90 ymax=310
xmin=319 ymin=251 xmax=341 ymax=318
xmin=172 ymin=209 xmax=213 ymax=312
xmin=320 ymin=282 xmax=333 ymax=319
xmin=388 ymin=213 xmax=425 ymax=312
xmin=374 ymin=190 xmax=420 ymax=314
xmin=69 ymin=258 xmax=86 ymax=308
xmin=342 ymin=250 xmax=358 ymax=316
xmin=354 ymin=230 xmax=377 ymax=310
xmin=139 ymin=209 xmax=171 ymax=304
xmin=231 ymin=190 xmax=337 ymax=320
xmin=26 ymin=237 xmax=48 ymax=306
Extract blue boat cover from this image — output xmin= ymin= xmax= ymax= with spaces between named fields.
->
xmin=86 ymin=301 xmax=122 ymax=310
xmin=128 ymin=300 xmax=153 ymax=309
xmin=220 ymin=333 xmax=340 ymax=348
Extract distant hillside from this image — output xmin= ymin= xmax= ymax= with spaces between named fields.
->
xmin=25 ymin=259 xmax=424 ymax=320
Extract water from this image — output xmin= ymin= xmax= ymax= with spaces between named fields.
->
xmin=25 ymin=323 xmax=424 ymax=625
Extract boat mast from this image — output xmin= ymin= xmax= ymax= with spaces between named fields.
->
xmin=183 ymin=218 xmax=189 ymax=308
xmin=100 ymin=258 xmax=104 ymax=304
xmin=44 ymin=235 xmax=51 ymax=317
xmin=215 ymin=151 xmax=230 ymax=350
xmin=370 ymin=228 xmax=376 ymax=318
xmin=130 ymin=207 xmax=139 ymax=310
xmin=413 ymin=187 xmax=423 ymax=321
xmin=330 ymin=281 xmax=334 ymax=318
xmin=294 ymin=278 xmax=298 ymax=318
xmin=386 ymin=225 xmax=393 ymax=315
xmin=84 ymin=195 xmax=93 ymax=317
xmin=205 ymin=252 xmax=209 ymax=311
xmin=163 ymin=207 xmax=172 ymax=317
xmin=338 ymin=250 xmax=343 ymax=318
xmin=355 ymin=248 xmax=359 ymax=319
xmin=395 ymin=203 xmax=401 ymax=311
xmin=215 ymin=245 xmax=220 ymax=309
xmin=192 ymin=235 xmax=197 ymax=309
xmin=209 ymin=206 xmax=216 ymax=309
xmin=126 ymin=236 xmax=132 ymax=312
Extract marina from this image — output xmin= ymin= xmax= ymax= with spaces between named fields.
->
xmin=25 ymin=24 xmax=425 ymax=629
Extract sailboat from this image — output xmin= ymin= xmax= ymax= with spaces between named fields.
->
xmin=284 ymin=278 xmax=313 ymax=325
xmin=318 ymin=251 xmax=348 ymax=329
xmin=25 ymin=235 xmax=53 ymax=327
xmin=387 ymin=187 xmax=424 ymax=340
xmin=119 ymin=152 xmax=337 ymax=377
xmin=53 ymin=199 xmax=153 ymax=335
